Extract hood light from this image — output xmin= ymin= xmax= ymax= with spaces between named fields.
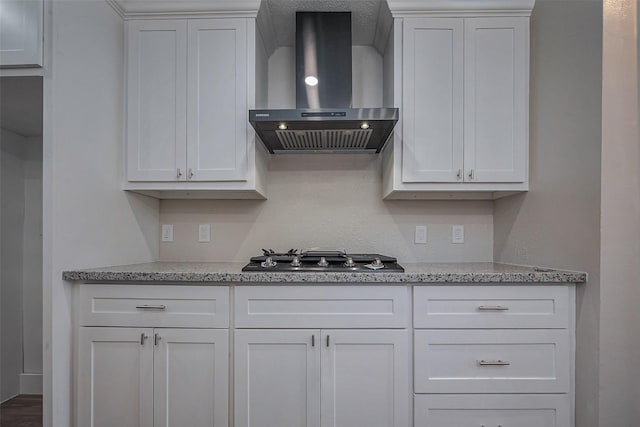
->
xmin=360 ymin=122 xmax=370 ymax=130
xmin=277 ymin=123 xmax=288 ymax=130
xmin=304 ymin=76 xmax=319 ymax=87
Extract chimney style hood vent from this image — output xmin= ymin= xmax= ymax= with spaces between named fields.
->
xmin=249 ymin=11 xmax=399 ymax=154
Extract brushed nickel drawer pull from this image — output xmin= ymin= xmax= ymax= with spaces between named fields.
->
xmin=326 ymin=335 xmax=330 ymax=347
xmin=135 ymin=304 xmax=166 ymax=311
xmin=312 ymin=335 xmax=315 ymax=347
xmin=478 ymin=305 xmax=509 ymax=311
xmin=479 ymin=360 xmax=510 ymax=366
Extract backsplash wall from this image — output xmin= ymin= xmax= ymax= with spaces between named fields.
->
xmin=159 ymin=154 xmax=493 ymax=262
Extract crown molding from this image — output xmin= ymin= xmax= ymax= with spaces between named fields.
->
xmin=387 ymin=0 xmax=536 ymax=17
xmin=108 ymin=0 xmax=261 ymax=19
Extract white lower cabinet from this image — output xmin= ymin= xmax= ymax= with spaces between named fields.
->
xmin=77 ymin=327 xmax=229 ymax=427
xmin=74 ymin=284 xmax=575 ymax=427
xmin=320 ymin=330 xmax=409 ymax=427
xmin=77 ymin=327 xmax=154 ymax=427
xmin=76 ymin=284 xmax=231 ymax=427
xmin=233 ymin=285 xmax=410 ymax=427
xmin=415 ymin=394 xmax=571 ymax=427
xmin=234 ymin=330 xmax=320 ymax=427
xmin=234 ymin=329 xmax=409 ymax=427
xmin=413 ymin=285 xmax=574 ymax=427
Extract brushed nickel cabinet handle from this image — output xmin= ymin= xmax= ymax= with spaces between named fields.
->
xmin=478 ymin=360 xmax=510 ymax=366
xmin=154 ymin=333 xmax=161 ymax=346
xmin=468 ymin=169 xmax=474 ymax=179
xmin=135 ymin=305 xmax=166 ymax=311
xmin=457 ymin=169 xmax=462 ymax=180
xmin=312 ymin=335 xmax=315 ymax=347
xmin=326 ymin=335 xmax=330 ymax=347
xmin=188 ymin=168 xmax=194 ymax=179
xmin=140 ymin=333 xmax=148 ymax=345
xmin=478 ymin=305 xmax=509 ymax=311
xmin=177 ymin=168 xmax=182 ymax=178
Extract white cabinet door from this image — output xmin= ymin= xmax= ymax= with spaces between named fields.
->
xmin=127 ymin=20 xmax=187 ymax=182
xmin=414 ymin=329 xmax=570 ymax=394
xmin=0 ymin=0 xmax=43 ymax=67
xmin=402 ymin=18 xmax=464 ymax=183
xmin=320 ymin=330 xmax=409 ymax=427
xmin=77 ymin=327 xmax=154 ymax=427
xmin=235 ymin=330 xmax=321 ymax=427
xmin=415 ymin=394 xmax=571 ymax=427
xmin=154 ymin=329 xmax=229 ymax=427
xmin=463 ymin=17 xmax=528 ymax=183
xmin=187 ymin=19 xmax=247 ymax=182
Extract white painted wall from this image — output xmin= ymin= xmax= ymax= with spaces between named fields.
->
xmin=43 ymin=1 xmax=160 ymax=425
xmin=160 ymin=46 xmax=493 ymax=263
xmin=21 ymin=136 xmax=42 ymax=391
xmin=1 ymin=129 xmax=26 ymax=402
xmin=599 ymin=0 xmax=640 ymax=424
xmin=492 ymin=2 xmax=602 ymax=426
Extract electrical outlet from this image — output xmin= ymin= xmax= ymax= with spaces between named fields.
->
xmin=452 ymin=225 xmax=464 ymax=244
xmin=161 ymin=224 xmax=174 ymax=242
xmin=198 ymin=224 xmax=211 ymax=242
xmin=415 ymin=225 xmax=427 ymax=244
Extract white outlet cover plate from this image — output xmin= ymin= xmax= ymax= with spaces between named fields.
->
xmin=198 ymin=224 xmax=211 ymax=242
xmin=452 ymin=225 xmax=464 ymax=244
xmin=415 ymin=225 xmax=427 ymax=244
xmin=161 ymin=224 xmax=174 ymax=242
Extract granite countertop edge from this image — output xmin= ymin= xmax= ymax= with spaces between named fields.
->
xmin=62 ymin=262 xmax=587 ymax=284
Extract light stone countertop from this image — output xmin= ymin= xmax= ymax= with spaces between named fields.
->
xmin=62 ymin=262 xmax=586 ymax=284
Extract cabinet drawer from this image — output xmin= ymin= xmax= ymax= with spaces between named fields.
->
xmin=415 ymin=394 xmax=571 ymax=427
xmin=413 ymin=286 xmax=569 ymax=329
xmin=78 ymin=285 xmax=229 ymax=328
xmin=234 ymin=286 xmax=409 ymax=328
xmin=414 ymin=329 xmax=570 ymax=393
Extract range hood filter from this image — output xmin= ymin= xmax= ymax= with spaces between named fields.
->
xmin=276 ymin=128 xmax=373 ymax=151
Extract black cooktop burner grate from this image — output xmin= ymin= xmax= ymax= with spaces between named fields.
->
xmin=242 ymin=250 xmax=404 ymax=273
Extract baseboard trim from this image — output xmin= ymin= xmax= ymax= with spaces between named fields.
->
xmin=20 ymin=373 xmax=43 ymax=394
xmin=1 ymin=394 xmax=19 ymax=404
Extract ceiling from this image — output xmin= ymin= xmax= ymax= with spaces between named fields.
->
xmin=262 ymin=0 xmax=387 ymax=47
xmin=0 ymin=76 xmax=43 ymax=137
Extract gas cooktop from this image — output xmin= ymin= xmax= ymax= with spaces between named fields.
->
xmin=241 ymin=249 xmax=404 ymax=273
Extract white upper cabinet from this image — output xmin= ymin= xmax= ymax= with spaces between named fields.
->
xmin=383 ymin=1 xmax=533 ymax=199
xmin=463 ymin=18 xmax=528 ymax=183
xmin=0 ymin=0 xmax=43 ymax=68
xmin=187 ymin=19 xmax=247 ymax=182
xmin=402 ymin=18 xmax=464 ymax=183
xmin=124 ymin=12 xmax=267 ymax=199
xmin=127 ymin=20 xmax=187 ymax=182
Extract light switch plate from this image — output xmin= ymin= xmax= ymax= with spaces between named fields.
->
xmin=452 ymin=225 xmax=464 ymax=244
xmin=161 ymin=224 xmax=174 ymax=242
xmin=415 ymin=225 xmax=427 ymax=244
xmin=198 ymin=224 xmax=211 ymax=242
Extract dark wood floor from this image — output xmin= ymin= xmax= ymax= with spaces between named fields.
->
xmin=0 ymin=395 xmax=42 ymax=427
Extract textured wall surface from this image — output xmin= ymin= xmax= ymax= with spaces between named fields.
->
xmin=493 ymin=2 xmax=603 ymax=425
xmin=160 ymin=154 xmax=494 ymax=262
xmin=599 ymin=0 xmax=640 ymax=424
xmin=1 ymin=129 xmax=26 ymax=402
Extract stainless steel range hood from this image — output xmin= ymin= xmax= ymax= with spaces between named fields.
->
xmin=249 ymin=12 xmax=399 ymax=154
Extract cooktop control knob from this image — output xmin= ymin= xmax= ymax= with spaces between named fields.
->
xmin=261 ymin=257 xmax=277 ymax=268
xmin=317 ymin=257 xmax=329 ymax=267
xmin=290 ymin=256 xmax=301 ymax=267
xmin=344 ymin=257 xmax=356 ymax=268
